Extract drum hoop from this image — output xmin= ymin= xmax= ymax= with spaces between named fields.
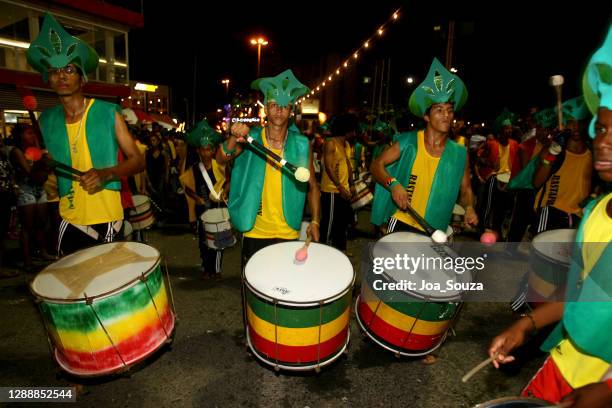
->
xmin=530 ymin=243 xmax=572 ymax=266
xmin=244 ymin=276 xmax=355 ymax=307
xmin=472 ymin=396 xmax=549 ymax=408
xmin=30 ymin=244 xmax=162 ymax=304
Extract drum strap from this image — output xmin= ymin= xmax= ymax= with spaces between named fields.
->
xmin=198 ymin=162 xmax=221 ymax=201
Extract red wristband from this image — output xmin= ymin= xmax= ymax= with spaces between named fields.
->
xmin=385 ymin=177 xmax=397 ymax=187
xmin=544 ymin=153 xmax=557 ymax=163
xmin=606 ymin=378 xmax=612 ymax=392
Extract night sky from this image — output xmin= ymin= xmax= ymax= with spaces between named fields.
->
xmin=129 ymin=1 xmax=611 ymax=123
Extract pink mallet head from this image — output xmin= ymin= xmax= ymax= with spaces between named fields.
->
xmin=295 ymin=246 xmax=308 ymax=262
xmin=480 ymin=231 xmax=498 ymax=246
xmin=24 ymin=146 xmax=43 ymax=162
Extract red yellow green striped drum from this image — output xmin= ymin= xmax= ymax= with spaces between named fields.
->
xmin=30 ymin=242 xmax=176 ymax=377
xmin=351 ymin=180 xmax=373 ymax=210
xmin=528 ymin=229 xmax=575 ymax=304
xmin=244 ymin=242 xmax=354 ymax=371
xmin=355 ymin=232 xmax=471 ymax=356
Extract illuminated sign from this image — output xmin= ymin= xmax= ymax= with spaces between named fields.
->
xmin=134 ymin=83 xmax=159 ymax=92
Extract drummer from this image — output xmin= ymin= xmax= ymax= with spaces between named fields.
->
xmin=488 ymin=27 xmax=612 ymax=407
xmin=532 ymin=100 xmax=593 ymax=233
xmin=216 ymin=69 xmax=321 ymax=266
xmin=180 ymin=120 xmax=227 ymax=278
xmin=26 ymin=14 xmax=144 ymax=255
xmin=320 ymin=113 xmax=359 ymax=252
xmin=476 ymin=111 xmax=521 ymax=239
xmin=370 ymin=58 xmax=478 ymax=235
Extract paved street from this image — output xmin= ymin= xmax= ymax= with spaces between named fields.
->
xmin=0 ymin=213 xmax=546 ymax=407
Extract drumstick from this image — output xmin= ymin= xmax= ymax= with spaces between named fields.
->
xmin=25 ymin=147 xmax=84 ymax=176
xmin=402 ymin=204 xmax=448 ymax=243
xmin=294 ymin=235 xmax=312 ymax=262
xmin=245 ymin=136 xmax=310 ymax=182
xmin=461 ymin=351 xmax=499 ymax=383
xmin=549 ymin=75 xmax=565 ymax=130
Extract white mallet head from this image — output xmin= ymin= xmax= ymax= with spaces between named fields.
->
xmin=549 ymin=75 xmax=564 ymax=87
xmin=294 ymin=167 xmax=311 ymax=182
xmin=431 ymin=229 xmax=448 ymax=243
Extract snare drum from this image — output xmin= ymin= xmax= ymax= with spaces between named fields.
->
xmin=528 ymin=229 xmax=575 ymax=304
xmin=472 ymin=397 xmax=549 ymax=407
xmin=200 ymin=208 xmax=236 ymax=250
xmin=452 ymin=204 xmax=466 ymax=223
xmin=30 ymin=242 xmax=176 ymax=377
xmin=351 ymin=181 xmax=373 ymax=210
xmin=123 ymin=220 xmax=133 ymax=241
xmin=355 ymin=232 xmax=471 ymax=356
xmin=496 ymin=172 xmax=511 ymax=190
xmin=129 ymin=195 xmax=155 ymax=230
xmin=244 ymin=242 xmax=354 ymax=371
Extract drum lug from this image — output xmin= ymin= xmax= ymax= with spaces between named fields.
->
xmin=394 ymin=352 xmax=401 ymax=359
xmin=314 ymin=366 xmax=321 ymax=374
xmin=274 ymin=365 xmax=281 ymax=373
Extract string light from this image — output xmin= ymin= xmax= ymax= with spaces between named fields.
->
xmin=307 ymin=7 xmax=401 ymax=97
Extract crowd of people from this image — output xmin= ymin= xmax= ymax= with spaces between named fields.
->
xmin=0 ymin=12 xmax=610 ymax=407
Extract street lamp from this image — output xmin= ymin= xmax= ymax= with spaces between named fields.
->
xmin=250 ymin=37 xmax=268 ymax=77
xmin=221 ymin=79 xmax=230 ymax=94
xmin=406 ymin=76 xmax=414 ymax=84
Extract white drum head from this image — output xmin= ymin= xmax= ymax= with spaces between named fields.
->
xmin=132 ymin=195 xmax=149 ymax=207
xmin=373 ymin=232 xmax=470 ymax=299
xmin=245 ymin=242 xmax=354 ymax=306
xmin=201 ymin=208 xmax=229 ymax=223
xmin=532 ymin=229 xmax=576 ymax=264
xmin=453 ymin=204 xmax=466 ymax=216
xmin=496 ymin=172 xmax=510 ymax=183
xmin=31 ymin=242 xmax=160 ymax=301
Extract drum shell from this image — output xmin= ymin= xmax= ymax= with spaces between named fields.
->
xmin=356 ymin=270 xmax=459 ymax=355
xmin=245 ymin=284 xmax=351 ymax=369
xmin=129 ymin=195 xmax=155 ymax=230
xmin=34 ymin=260 xmax=175 ymax=377
xmin=200 ymin=208 xmax=236 ymax=250
xmin=351 ymin=181 xmax=373 ymax=210
xmin=528 ymin=229 xmax=575 ymax=304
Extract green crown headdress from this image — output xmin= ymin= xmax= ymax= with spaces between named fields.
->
xmin=533 ymin=108 xmax=557 ymax=128
xmin=559 ymin=96 xmax=590 ymax=123
xmin=582 ymin=24 xmax=612 ymax=137
xmin=251 ymin=69 xmax=309 ymax=107
xmin=26 ymin=13 xmax=99 ymax=82
xmin=373 ymin=119 xmax=394 ymax=137
xmin=409 ymin=58 xmax=468 ymax=117
xmin=186 ymin=120 xmax=220 ymax=147
xmin=493 ymin=108 xmax=516 ymax=132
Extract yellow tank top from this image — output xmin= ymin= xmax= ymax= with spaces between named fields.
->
xmin=244 ymin=129 xmax=299 ymax=239
xmin=59 ymin=99 xmax=123 ymax=225
xmin=551 ymin=193 xmax=612 ymax=388
xmin=498 ymin=143 xmax=511 ymax=174
xmin=534 ymin=150 xmax=592 ymax=215
xmin=320 ymin=139 xmax=350 ymax=193
xmin=393 ymin=130 xmax=440 ymax=230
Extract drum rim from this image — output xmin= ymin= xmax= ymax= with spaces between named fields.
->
xmin=245 ymin=277 xmax=355 ymax=307
xmin=472 ymin=396 xmax=550 ymax=407
xmin=244 ymin=242 xmax=356 ymax=306
xmin=531 ymin=229 xmax=575 ymax=266
xmin=30 ymin=242 xmax=162 ymax=303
